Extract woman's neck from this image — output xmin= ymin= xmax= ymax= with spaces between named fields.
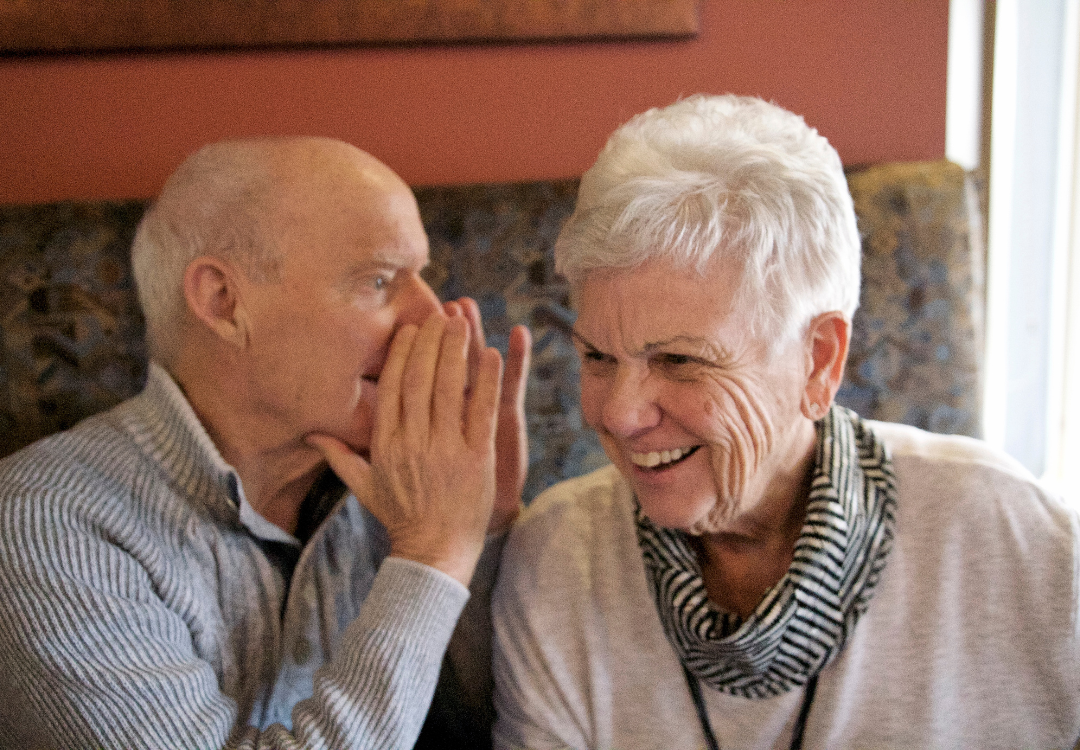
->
xmin=693 ymin=445 xmax=815 ymax=619
xmin=692 ymin=510 xmax=805 ymax=618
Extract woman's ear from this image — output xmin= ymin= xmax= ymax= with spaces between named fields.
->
xmin=183 ymin=256 xmax=250 ymax=349
xmin=801 ymin=311 xmax=851 ymax=420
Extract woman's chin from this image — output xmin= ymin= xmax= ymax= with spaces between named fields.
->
xmin=636 ymin=488 xmax=723 ymax=534
xmin=611 ymin=450 xmax=727 ymax=531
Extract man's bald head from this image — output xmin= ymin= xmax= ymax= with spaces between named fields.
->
xmin=131 ymin=137 xmax=409 ymax=363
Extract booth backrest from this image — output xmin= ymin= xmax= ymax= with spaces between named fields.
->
xmin=0 ymin=160 xmax=984 ymax=501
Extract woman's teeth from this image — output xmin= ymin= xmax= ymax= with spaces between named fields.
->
xmin=630 ymin=446 xmax=697 ymax=469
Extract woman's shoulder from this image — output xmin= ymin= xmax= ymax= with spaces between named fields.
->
xmin=502 ymin=464 xmax=636 ymax=568
xmin=865 ymin=419 xmax=1066 ymax=506
xmin=865 ymin=418 xmax=1033 ymax=482
xmin=517 ymin=464 xmax=629 ymax=528
xmin=866 ymin=419 xmax=1078 ymax=557
xmin=495 ymin=464 xmax=655 ymax=642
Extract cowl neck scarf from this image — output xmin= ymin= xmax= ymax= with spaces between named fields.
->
xmin=635 ymin=405 xmax=897 ymax=698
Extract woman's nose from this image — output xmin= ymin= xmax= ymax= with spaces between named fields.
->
xmin=600 ymin=367 xmax=662 ymax=438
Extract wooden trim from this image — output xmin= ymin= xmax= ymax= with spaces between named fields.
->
xmin=0 ymin=0 xmax=700 ymax=53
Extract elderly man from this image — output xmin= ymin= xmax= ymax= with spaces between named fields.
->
xmin=0 ymin=137 xmax=530 ymax=749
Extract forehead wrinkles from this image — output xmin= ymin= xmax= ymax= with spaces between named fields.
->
xmin=578 ymin=270 xmax=748 ymax=362
xmin=577 ymin=279 xmax=649 ymax=354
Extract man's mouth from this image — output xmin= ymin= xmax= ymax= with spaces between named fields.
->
xmin=630 ymin=445 xmax=700 ymax=470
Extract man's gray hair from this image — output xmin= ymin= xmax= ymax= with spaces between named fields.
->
xmin=554 ymin=94 xmax=861 ymax=344
xmin=131 ymin=140 xmax=284 ymax=362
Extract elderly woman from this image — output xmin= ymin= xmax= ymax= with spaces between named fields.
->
xmin=491 ymin=95 xmax=1080 ymax=749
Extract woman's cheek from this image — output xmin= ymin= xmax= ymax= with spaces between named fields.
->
xmin=700 ymin=377 xmax=776 ymax=500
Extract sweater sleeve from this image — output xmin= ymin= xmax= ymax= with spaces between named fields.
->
xmin=0 ymin=481 xmax=468 ymax=750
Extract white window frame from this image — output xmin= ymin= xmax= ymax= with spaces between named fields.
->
xmin=1044 ymin=0 xmax=1080 ymax=505
xmin=977 ymin=0 xmax=1079 ymax=499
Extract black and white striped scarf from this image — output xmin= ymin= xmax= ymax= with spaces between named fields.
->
xmin=636 ymin=405 xmax=897 ymax=698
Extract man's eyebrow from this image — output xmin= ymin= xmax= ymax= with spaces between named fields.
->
xmin=347 ymin=255 xmax=392 ymax=272
xmin=359 ymin=252 xmax=410 ymax=269
xmin=341 ymin=261 xmax=385 ymax=284
xmin=345 ymin=253 xmax=428 ymax=277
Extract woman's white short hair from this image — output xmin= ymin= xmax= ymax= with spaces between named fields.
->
xmin=131 ymin=140 xmax=282 ymax=362
xmin=555 ymin=94 xmax=861 ymax=344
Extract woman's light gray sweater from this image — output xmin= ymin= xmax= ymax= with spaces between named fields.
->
xmin=0 ymin=364 xmax=469 ymax=749
xmin=494 ymin=425 xmax=1080 ymax=749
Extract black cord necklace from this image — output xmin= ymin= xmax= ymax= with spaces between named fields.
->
xmin=682 ymin=664 xmax=818 ymax=750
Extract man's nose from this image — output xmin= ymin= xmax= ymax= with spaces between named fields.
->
xmin=396 ymin=273 xmax=443 ymax=327
xmin=601 ymin=367 xmax=662 ymax=438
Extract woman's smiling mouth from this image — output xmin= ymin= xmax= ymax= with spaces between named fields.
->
xmin=630 ymin=445 xmax=701 ymax=470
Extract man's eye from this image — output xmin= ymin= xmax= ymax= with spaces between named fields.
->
xmin=373 ymin=275 xmax=389 ymax=291
xmin=583 ymin=350 xmax=609 ymax=363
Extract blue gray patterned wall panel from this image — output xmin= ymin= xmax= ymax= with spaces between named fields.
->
xmin=0 ymin=201 xmax=148 ymax=457
xmin=840 ymin=160 xmax=984 ymax=438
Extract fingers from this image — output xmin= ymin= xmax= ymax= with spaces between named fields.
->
xmin=504 ymin=324 xmax=532 ymax=413
xmin=442 ymin=299 xmax=463 ymax=319
xmin=306 ymin=433 xmax=373 ymax=498
xmin=381 ymin=312 xmax=478 ymax=444
xmin=491 ymin=324 xmax=531 ymax=535
xmin=466 ymin=346 xmax=503 ymax=449
xmin=456 ymin=298 xmax=486 ymax=390
xmin=400 ymin=315 xmax=449 ymax=441
xmin=382 ymin=306 xmax=529 ymax=451
xmin=373 ymin=323 xmax=418 ymax=448
xmin=432 ymin=317 xmax=470 ymax=435
xmin=459 ymin=297 xmax=485 ymax=343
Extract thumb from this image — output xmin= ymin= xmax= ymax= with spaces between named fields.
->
xmin=306 ymin=434 xmax=373 ymax=498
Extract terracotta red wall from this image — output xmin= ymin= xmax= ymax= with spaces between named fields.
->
xmin=0 ymin=0 xmax=948 ymax=203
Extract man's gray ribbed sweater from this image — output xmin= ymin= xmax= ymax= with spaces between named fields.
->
xmin=0 ymin=364 xmax=469 ymax=749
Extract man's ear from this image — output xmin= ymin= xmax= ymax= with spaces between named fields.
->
xmin=801 ymin=311 xmax=851 ymax=420
xmin=183 ymin=256 xmax=250 ymax=349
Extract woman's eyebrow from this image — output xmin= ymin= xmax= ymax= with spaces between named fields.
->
xmin=642 ymin=336 xmax=732 ymax=365
xmin=642 ymin=335 xmax=721 ymax=354
xmin=569 ymin=328 xmax=598 ymax=350
xmin=641 ymin=335 xmax=704 ymax=351
xmin=570 ymin=330 xmax=728 ymax=363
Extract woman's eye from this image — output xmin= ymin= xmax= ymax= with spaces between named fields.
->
xmin=657 ymin=353 xmax=693 ymax=366
xmin=582 ymin=349 xmax=613 ymax=364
